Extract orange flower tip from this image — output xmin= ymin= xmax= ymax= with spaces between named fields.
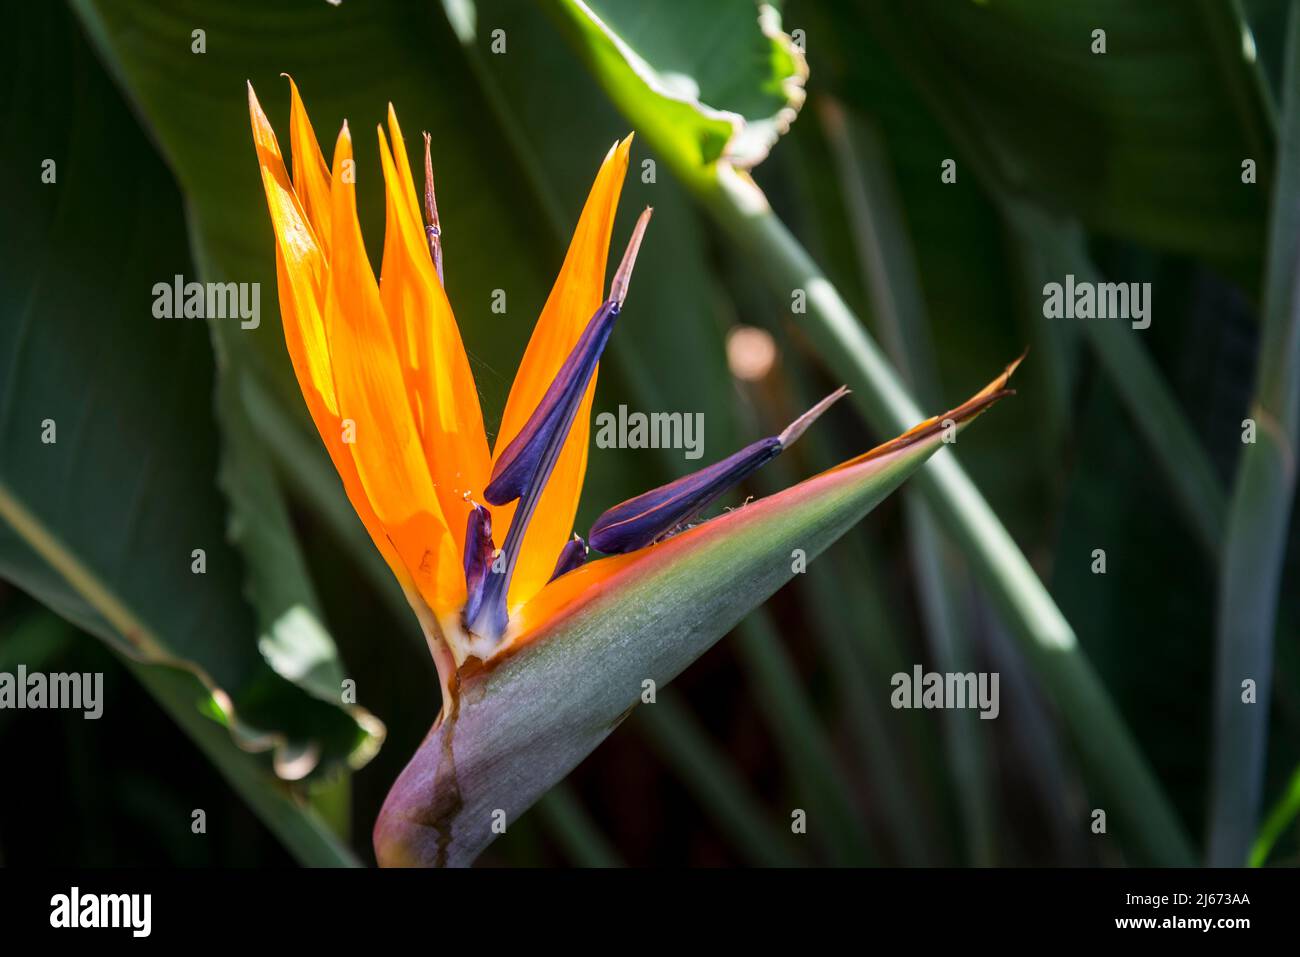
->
xmin=611 ymin=206 xmax=654 ymax=307
xmin=778 ymin=385 xmax=850 ymax=447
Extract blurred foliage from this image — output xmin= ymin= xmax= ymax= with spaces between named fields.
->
xmin=0 ymin=0 xmax=1298 ymax=866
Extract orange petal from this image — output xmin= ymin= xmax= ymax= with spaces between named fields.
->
xmin=492 ymin=135 xmax=633 ymax=612
xmin=377 ymin=115 xmax=491 ymax=554
xmin=286 ymin=76 xmax=334 ymax=253
xmin=249 ymin=84 xmax=418 ymax=595
xmin=325 ymin=121 xmax=462 ymax=615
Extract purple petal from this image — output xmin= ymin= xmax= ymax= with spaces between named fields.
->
xmin=549 ymin=535 xmax=589 ymax=582
xmin=589 ymin=387 xmax=849 ymax=554
xmin=461 ymin=503 xmax=494 ymax=625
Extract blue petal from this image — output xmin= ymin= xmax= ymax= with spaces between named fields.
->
xmin=485 ymin=300 xmax=620 ymax=506
xmin=589 ymin=438 xmax=780 ymax=553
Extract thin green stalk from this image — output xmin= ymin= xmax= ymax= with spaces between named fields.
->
xmin=734 ymin=611 xmax=875 ymax=864
xmin=1250 ymin=763 xmax=1300 ymax=866
xmin=534 ymin=785 xmax=623 ymax=867
xmin=695 ymin=170 xmax=1193 ymax=865
xmin=902 ymin=501 xmax=996 ymax=865
xmin=1207 ymin=2 xmax=1300 ymax=867
xmin=636 ymin=694 xmax=802 ymax=866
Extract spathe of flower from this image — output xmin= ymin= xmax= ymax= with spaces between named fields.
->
xmin=248 ymin=79 xmax=1021 ymax=867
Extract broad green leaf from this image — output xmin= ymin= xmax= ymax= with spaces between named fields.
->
xmin=374 ymin=372 xmax=1014 ymax=866
xmin=851 ymin=0 xmax=1274 ymax=286
xmin=0 ymin=1 xmax=374 ymax=775
xmin=548 ymin=0 xmax=807 ymax=177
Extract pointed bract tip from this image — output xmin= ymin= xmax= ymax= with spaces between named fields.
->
xmin=975 ymin=349 xmax=1027 ymax=403
xmin=778 ymin=385 xmax=850 ymax=448
xmin=605 ymin=133 xmax=634 ymax=164
xmin=422 ymin=133 xmax=440 ymax=226
xmin=610 ymin=207 xmax=654 ymax=307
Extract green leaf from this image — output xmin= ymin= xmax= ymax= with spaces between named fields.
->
xmin=374 ymin=373 xmax=1013 ymax=866
xmin=548 ymin=0 xmax=806 ymax=176
xmin=0 ymin=0 xmax=373 ymax=778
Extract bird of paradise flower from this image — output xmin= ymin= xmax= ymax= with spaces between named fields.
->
xmin=248 ymin=79 xmax=1018 ymax=866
